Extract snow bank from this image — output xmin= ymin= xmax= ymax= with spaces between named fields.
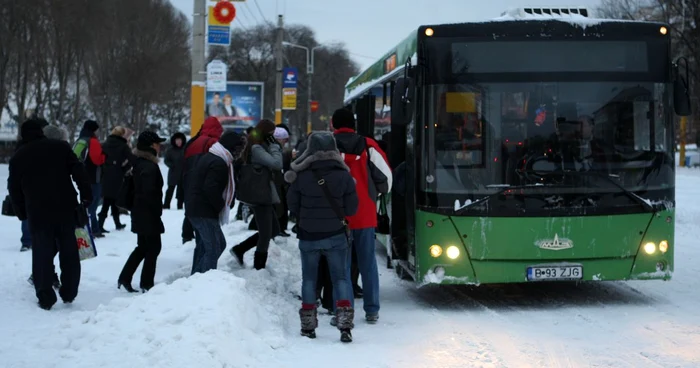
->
xmin=6 ymin=234 xmax=304 ymax=368
xmin=29 ymin=272 xmax=286 ymax=368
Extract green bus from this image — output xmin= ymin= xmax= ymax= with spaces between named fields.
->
xmin=343 ymin=7 xmax=692 ymax=285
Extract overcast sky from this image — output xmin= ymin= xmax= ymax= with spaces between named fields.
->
xmin=170 ymin=0 xmax=602 ymax=71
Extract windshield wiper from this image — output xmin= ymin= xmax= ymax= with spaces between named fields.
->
xmin=454 ymin=183 xmax=573 ymax=214
xmin=548 ymin=170 xmax=655 ymax=212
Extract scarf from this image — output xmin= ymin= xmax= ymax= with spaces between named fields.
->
xmin=209 ymin=142 xmax=235 ymax=226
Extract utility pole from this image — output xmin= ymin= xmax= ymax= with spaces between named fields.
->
xmin=274 ymin=15 xmax=284 ymax=125
xmin=307 ymin=63 xmax=312 ymax=134
xmin=190 ymin=0 xmax=206 ymax=135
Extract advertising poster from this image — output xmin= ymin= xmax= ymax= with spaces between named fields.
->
xmin=206 ymin=81 xmax=264 ymax=133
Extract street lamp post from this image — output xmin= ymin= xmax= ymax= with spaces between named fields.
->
xmin=282 ymin=41 xmax=324 ymax=135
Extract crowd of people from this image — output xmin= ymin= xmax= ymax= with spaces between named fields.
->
xmin=7 ymin=107 xmax=392 ymax=344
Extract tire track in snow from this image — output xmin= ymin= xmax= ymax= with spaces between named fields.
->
xmin=447 ymin=284 xmax=586 ymax=368
xmin=536 ymin=282 xmax=668 ymax=368
xmin=406 ymin=285 xmax=506 ymax=368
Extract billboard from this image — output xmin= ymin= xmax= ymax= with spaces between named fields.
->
xmin=206 ymin=81 xmax=264 ymax=133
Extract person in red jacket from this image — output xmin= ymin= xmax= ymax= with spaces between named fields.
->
xmin=75 ymin=120 xmax=106 ymax=238
xmin=331 ymin=108 xmax=392 ymax=325
xmin=181 ymin=117 xmax=224 ymax=243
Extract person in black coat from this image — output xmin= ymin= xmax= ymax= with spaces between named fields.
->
xmin=284 ymin=131 xmax=359 ymax=342
xmin=98 ymin=126 xmax=132 ymax=232
xmin=163 ymin=132 xmax=186 ymax=209
xmin=186 ymin=132 xmax=244 ymax=274
xmin=8 ymin=118 xmax=92 ymax=310
xmin=117 ymin=131 xmax=167 ymax=293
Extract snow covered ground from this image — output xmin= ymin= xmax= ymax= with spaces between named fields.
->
xmin=1 ymin=164 xmax=700 ymax=368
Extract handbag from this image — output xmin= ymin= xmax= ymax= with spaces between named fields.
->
xmin=2 ymin=195 xmax=15 ymax=217
xmin=376 ymin=195 xmax=390 ymax=235
xmin=235 ymin=158 xmax=274 ymax=206
xmin=117 ymin=171 xmax=135 ymax=211
xmin=75 ymin=205 xmax=97 ymax=261
xmin=312 ymin=170 xmax=351 ymax=239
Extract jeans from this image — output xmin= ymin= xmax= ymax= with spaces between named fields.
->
xmin=30 ymin=220 xmax=81 ymax=307
xmin=21 ymin=220 xmax=31 ymax=247
xmin=347 ymin=228 xmax=380 ymax=315
xmin=88 ymin=184 xmax=102 ymax=234
xmin=299 ymin=233 xmax=351 ymax=307
xmin=119 ymin=233 xmax=162 ymax=289
xmin=189 ymin=217 xmax=227 ymax=275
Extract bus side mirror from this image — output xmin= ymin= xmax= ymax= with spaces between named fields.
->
xmin=674 ymin=58 xmax=692 ymax=117
xmin=391 ymin=77 xmax=415 ymax=126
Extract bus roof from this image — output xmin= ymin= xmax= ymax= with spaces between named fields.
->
xmin=343 ymin=9 xmax=666 ymax=104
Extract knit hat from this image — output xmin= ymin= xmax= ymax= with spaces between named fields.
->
xmin=331 ymin=108 xmax=355 ymax=130
xmin=136 ymin=131 xmax=166 ymax=150
xmin=82 ymin=120 xmax=99 ymax=133
xmin=273 ymin=127 xmax=289 ymax=140
xmin=43 ymin=125 xmax=67 ymax=141
xmin=218 ymin=131 xmax=245 ymax=158
xmin=20 ymin=119 xmax=47 ymax=142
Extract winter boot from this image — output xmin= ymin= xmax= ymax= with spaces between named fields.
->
xmin=253 ymin=252 xmax=268 ymax=270
xmin=230 ymin=234 xmax=258 ymax=266
xmin=335 ymin=301 xmax=355 ymax=343
xmin=365 ymin=313 xmax=379 ymax=324
xmin=299 ymin=305 xmax=318 ymax=339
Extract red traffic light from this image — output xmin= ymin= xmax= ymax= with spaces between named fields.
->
xmin=310 ymin=100 xmax=319 ymax=112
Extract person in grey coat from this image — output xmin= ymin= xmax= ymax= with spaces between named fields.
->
xmin=230 ymin=119 xmax=282 ymax=270
xmin=163 ymin=132 xmax=186 ymax=209
xmin=285 ymin=131 xmax=359 ymax=342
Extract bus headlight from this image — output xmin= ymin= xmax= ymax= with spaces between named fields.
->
xmin=659 ymin=240 xmax=669 ymax=253
xmin=643 ymin=242 xmax=656 ymax=255
xmin=446 ymin=246 xmax=460 ymax=259
xmin=429 ymin=245 xmax=443 ymax=258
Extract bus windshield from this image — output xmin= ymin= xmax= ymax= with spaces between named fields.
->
xmin=422 ymin=81 xmax=674 ymax=199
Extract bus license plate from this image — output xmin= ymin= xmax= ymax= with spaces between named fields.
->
xmin=527 ymin=265 xmax=583 ymax=281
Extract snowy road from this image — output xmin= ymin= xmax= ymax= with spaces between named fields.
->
xmin=1 ymin=164 xmax=699 ymax=368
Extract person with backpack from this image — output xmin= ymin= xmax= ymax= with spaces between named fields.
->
xmin=117 ymin=131 xmax=167 ymax=293
xmin=74 ymin=120 xmax=106 ymax=238
xmin=186 ymin=132 xmax=244 ymax=274
xmin=285 ymin=131 xmax=359 ymax=342
xmin=181 ymin=117 xmax=224 ymax=244
xmin=98 ymin=126 xmax=132 ymax=232
xmin=229 ymin=119 xmax=283 ymax=270
xmin=331 ymin=108 xmax=392 ymax=325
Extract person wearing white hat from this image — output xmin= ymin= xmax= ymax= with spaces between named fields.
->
xmin=273 ymin=127 xmax=289 ymax=145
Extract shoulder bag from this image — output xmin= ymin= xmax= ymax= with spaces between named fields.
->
xmin=236 ymin=155 xmax=274 ymax=206
xmin=312 ymin=170 xmax=351 ymax=240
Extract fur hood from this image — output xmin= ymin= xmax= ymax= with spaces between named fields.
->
xmin=133 ymin=148 xmax=159 ymax=164
xmin=284 ymin=150 xmax=349 ymax=183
